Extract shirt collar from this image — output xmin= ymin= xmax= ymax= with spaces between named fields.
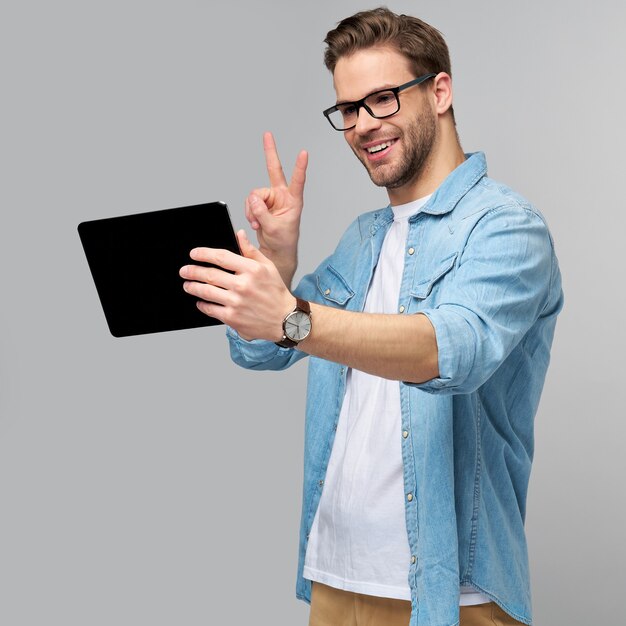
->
xmin=417 ymin=152 xmax=487 ymax=217
xmin=368 ymin=151 xmax=487 ymax=233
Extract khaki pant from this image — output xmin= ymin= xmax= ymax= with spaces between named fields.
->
xmin=309 ymin=582 xmax=526 ymax=626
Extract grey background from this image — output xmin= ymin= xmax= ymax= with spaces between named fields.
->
xmin=1 ymin=1 xmax=624 ymax=624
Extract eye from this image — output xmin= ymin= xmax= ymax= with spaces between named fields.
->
xmin=372 ymin=92 xmax=395 ymax=107
xmin=338 ymin=103 xmax=357 ymax=118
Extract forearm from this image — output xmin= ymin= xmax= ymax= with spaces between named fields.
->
xmin=297 ymin=303 xmax=440 ymax=383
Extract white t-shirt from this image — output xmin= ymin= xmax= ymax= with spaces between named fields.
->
xmin=303 ymin=196 xmax=490 ymax=606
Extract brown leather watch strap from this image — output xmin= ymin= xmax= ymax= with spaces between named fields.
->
xmin=295 ymin=297 xmax=311 ymax=314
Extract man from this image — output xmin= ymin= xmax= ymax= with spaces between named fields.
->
xmin=179 ymin=8 xmax=563 ymax=626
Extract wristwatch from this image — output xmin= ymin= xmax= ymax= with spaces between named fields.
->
xmin=276 ymin=297 xmax=312 ymax=348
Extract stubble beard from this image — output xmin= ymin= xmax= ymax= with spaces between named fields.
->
xmin=354 ymin=109 xmax=437 ymax=190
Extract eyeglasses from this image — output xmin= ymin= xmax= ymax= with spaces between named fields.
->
xmin=323 ymin=73 xmax=437 ymax=131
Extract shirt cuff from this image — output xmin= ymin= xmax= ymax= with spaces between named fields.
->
xmin=225 ymin=325 xmax=292 ymax=363
xmin=407 ymin=308 xmax=476 ymax=393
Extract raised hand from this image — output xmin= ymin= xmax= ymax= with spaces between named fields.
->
xmin=245 ymin=132 xmax=308 ymax=288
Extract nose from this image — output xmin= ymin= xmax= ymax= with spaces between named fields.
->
xmin=353 ymin=105 xmax=382 ymax=136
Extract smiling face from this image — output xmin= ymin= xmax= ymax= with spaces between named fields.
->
xmin=333 ymin=46 xmax=438 ymax=200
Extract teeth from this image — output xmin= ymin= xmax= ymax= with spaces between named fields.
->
xmin=366 ymin=141 xmax=393 ymax=154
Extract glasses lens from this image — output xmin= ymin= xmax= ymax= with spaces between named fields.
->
xmin=328 ymin=106 xmax=355 ymax=130
xmin=365 ymin=90 xmax=399 ymax=118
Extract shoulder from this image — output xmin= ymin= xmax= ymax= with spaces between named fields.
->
xmin=450 ymin=176 xmax=555 ymax=247
xmin=459 ymin=174 xmax=540 ymax=215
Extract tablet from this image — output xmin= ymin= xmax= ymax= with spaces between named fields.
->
xmin=78 ymin=201 xmax=241 ymax=337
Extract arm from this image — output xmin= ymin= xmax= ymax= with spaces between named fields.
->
xmin=227 ymin=131 xmax=307 ymax=370
xmin=180 ymin=229 xmax=438 ymax=383
xmin=298 ymin=305 xmax=439 ymax=383
xmin=180 ymin=205 xmax=558 ymax=389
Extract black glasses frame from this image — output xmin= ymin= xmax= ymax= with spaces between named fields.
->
xmin=323 ymin=73 xmax=437 ymax=131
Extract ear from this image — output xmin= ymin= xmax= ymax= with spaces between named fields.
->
xmin=432 ymin=72 xmax=453 ymax=117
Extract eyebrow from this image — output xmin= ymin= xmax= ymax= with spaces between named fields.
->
xmin=335 ymin=83 xmax=398 ymax=106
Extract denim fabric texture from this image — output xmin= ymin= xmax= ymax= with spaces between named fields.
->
xmin=226 ymin=152 xmax=563 ymax=626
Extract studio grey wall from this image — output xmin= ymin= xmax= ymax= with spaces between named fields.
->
xmin=1 ymin=1 xmax=624 ymax=624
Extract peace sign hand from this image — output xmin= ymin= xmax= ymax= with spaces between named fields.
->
xmin=245 ymin=132 xmax=308 ymax=288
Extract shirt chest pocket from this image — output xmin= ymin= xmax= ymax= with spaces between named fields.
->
xmin=408 ymin=252 xmax=458 ymax=311
xmin=315 ymin=264 xmax=355 ymax=307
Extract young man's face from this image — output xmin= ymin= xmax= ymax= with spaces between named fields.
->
xmin=332 ymin=46 xmax=437 ymax=196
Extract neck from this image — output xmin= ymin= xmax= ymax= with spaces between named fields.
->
xmin=387 ymin=120 xmax=465 ymax=205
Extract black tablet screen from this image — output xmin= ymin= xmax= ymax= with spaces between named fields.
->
xmin=78 ymin=201 xmax=240 ymax=337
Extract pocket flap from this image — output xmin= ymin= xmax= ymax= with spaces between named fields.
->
xmin=316 ymin=265 xmax=355 ymax=305
xmin=410 ymin=252 xmax=458 ymax=299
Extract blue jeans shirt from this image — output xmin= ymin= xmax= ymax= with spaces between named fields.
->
xmin=226 ymin=152 xmax=563 ymax=626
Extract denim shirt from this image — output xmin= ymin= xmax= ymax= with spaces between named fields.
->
xmin=226 ymin=153 xmax=563 ymax=626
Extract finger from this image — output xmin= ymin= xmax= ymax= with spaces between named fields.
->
xmin=236 ymin=229 xmax=266 ymax=262
xmin=179 ymin=264 xmax=237 ymax=289
xmin=189 ymin=247 xmax=254 ymax=273
xmin=251 ymin=187 xmax=272 ymax=203
xmin=263 ymin=131 xmax=288 ymax=188
xmin=182 ymin=280 xmax=231 ymax=306
xmin=247 ymin=193 xmax=274 ymax=231
xmin=288 ymin=149 xmax=308 ymax=200
xmin=196 ymin=299 xmax=226 ymax=322
xmin=246 ymin=186 xmax=276 ymax=229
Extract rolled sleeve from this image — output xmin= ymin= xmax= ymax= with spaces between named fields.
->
xmin=417 ymin=308 xmax=477 ymax=392
xmin=407 ymin=205 xmax=556 ymax=395
xmin=226 ymin=326 xmax=306 ymax=371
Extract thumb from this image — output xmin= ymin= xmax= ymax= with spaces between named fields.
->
xmin=236 ymin=229 xmax=265 ymax=261
xmin=248 ymin=192 xmax=273 ymax=228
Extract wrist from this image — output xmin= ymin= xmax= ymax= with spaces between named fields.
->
xmin=272 ymin=259 xmax=298 ymax=289
xmin=275 ymin=297 xmax=312 ymax=348
xmin=259 ymin=242 xmax=297 ymax=267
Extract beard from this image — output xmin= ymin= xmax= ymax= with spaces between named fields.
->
xmin=352 ymin=107 xmax=437 ymax=190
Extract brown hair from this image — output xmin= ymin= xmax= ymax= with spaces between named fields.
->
xmin=324 ymin=7 xmax=452 ymax=79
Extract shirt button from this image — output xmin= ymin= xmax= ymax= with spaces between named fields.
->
xmin=408 ymin=247 xmax=415 ymax=255
xmin=324 ymin=288 xmax=331 ymax=295
xmin=399 ymin=305 xmax=405 ymax=313
xmin=407 ymin=493 xmax=414 ymax=502
xmin=411 ymin=555 xmax=416 ymax=564
xmin=318 ymin=480 xmax=324 ymax=487
xmin=402 ymin=430 xmax=409 ymax=439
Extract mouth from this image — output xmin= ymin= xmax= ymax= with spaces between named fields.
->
xmin=362 ymin=138 xmax=398 ymax=161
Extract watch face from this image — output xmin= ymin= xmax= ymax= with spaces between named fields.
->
xmin=285 ymin=310 xmax=312 ymax=341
